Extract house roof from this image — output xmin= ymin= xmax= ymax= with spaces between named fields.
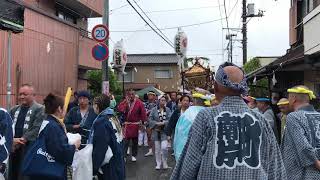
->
xmin=127 ymin=53 xmax=179 ymax=64
xmin=246 ymin=45 xmax=305 ymax=80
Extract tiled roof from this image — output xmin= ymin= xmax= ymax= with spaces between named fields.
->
xmin=127 ymin=54 xmax=179 ymax=64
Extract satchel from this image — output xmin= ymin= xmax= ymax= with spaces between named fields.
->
xmin=22 ymin=134 xmax=65 ymax=178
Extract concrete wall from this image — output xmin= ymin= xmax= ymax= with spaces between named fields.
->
xmin=304 ymin=5 xmax=320 ymax=55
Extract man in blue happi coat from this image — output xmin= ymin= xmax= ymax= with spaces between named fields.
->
xmin=65 ymin=91 xmax=97 ymax=148
xmin=171 ymin=62 xmax=286 ymax=180
xmin=0 ymin=108 xmax=13 ymax=177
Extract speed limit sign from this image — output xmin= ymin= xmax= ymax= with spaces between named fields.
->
xmin=92 ymin=24 xmax=109 ymax=42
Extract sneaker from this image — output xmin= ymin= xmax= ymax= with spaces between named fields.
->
xmin=155 ymin=166 xmax=161 ymax=170
xmin=144 ymin=150 xmax=153 ymax=157
xmin=127 ymin=148 xmax=130 ymax=155
xmin=131 ymin=156 xmax=137 ymax=162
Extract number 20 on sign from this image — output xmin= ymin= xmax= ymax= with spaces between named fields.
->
xmin=92 ymin=24 xmax=109 ymax=42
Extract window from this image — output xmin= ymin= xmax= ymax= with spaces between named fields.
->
xmin=118 ymin=70 xmax=134 ymax=82
xmin=155 ymin=70 xmax=172 ymax=79
xmin=56 ymin=10 xmax=77 ymax=24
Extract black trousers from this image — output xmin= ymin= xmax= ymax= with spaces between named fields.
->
xmin=124 ymin=138 xmax=138 ymax=157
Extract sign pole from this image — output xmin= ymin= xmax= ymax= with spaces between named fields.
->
xmin=102 ymin=0 xmax=109 ymax=95
xmin=6 ymin=31 xmax=12 ymax=111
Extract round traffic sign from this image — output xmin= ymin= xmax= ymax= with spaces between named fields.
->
xmin=92 ymin=24 xmax=109 ymax=42
xmin=92 ymin=43 xmax=109 ymax=61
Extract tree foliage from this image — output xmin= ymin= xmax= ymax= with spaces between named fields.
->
xmin=86 ymin=68 xmax=122 ymax=98
xmin=243 ymin=58 xmax=269 ymax=97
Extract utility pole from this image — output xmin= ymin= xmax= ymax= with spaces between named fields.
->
xmin=242 ymin=2 xmax=264 ymax=65
xmin=242 ymin=0 xmax=247 ymax=65
xmin=102 ymin=0 xmax=109 ymax=95
xmin=226 ymin=34 xmax=237 ymax=63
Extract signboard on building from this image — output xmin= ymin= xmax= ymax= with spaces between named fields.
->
xmin=0 ymin=0 xmax=24 ymax=33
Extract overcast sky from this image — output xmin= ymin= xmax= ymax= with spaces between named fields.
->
xmin=88 ymin=0 xmax=289 ymax=68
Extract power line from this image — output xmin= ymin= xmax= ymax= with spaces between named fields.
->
xmin=223 ymin=0 xmax=230 ymax=36
xmin=131 ymin=0 xmax=173 ymax=46
xmin=111 ymin=5 xmax=222 ymax=15
xmin=217 ymin=0 xmax=225 ymax=62
xmin=126 ymin=0 xmax=174 ymax=48
xmin=228 ymin=0 xmax=239 ymax=17
xmin=110 ymin=18 xmax=225 ymax=32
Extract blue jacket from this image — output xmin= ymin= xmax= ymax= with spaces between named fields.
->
xmin=31 ymin=115 xmax=75 ymax=180
xmin=65 ymin=106 xmax=97 ymax=147
xmin=0 ymin=108 xmax=13 ymax=165
xmin=89 ymin=108 xmax=125 ymax=180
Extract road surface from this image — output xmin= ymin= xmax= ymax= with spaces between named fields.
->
xmin=126 ymin=146 xmax=176 ymax=180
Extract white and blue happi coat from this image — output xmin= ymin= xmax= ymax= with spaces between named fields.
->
xmin=281 ymin=105 xmax=320 ymax=180
xmin=0 ymin=108 xmax=13 ymax=166
xmin=170 ymin=96 xmax=286 ymax=180
xmin=174 ymin=106 xmax=205 ymax=160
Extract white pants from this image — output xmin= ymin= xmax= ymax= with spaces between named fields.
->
xmin=154 ymin=140 xmax=168 ymax=167
xmin=138 ymin=130 xmax=148 ymax=146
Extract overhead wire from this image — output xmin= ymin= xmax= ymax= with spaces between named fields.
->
xmin=131 ymin=0 xmax=174 ymax=46
xmin=126 ymin=0 xmax=174 ymax=48
xmin=111 ymin=5 xmax=223 ymax=15
xmin=217 ymin=0 xmax=225 ymax=61
xmin=110 ymin=18 xmax=225 ymax=32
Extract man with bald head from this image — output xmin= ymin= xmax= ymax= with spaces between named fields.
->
xmin=171 ymin=62 xmax=286 ymax=180
xmin=9 ymin=84 xmax=45 ymax=180
xmin=281 ymin=85 xmax=320 ymax=180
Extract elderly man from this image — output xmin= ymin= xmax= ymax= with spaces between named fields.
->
xmin=277 ymin=98 xmax=290 ymax=140
xmin=281 ymin=86 xmax=320 ymax=180
xmin=170 ymin=62 xmax=286 ymax=180
xmin=9 ymin=84 xmax=45 ymax=180
xmin=0 ymin=108 xmax=13 ymax=178
xmin=65 ymin=90 xmax=97 ymax=149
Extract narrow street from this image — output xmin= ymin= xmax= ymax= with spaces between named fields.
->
xmin=126 ymin=147 xmax=175 ymax=180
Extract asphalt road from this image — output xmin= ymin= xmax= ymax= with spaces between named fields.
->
xmin=125 ymin=146 xmax=176 ymax=180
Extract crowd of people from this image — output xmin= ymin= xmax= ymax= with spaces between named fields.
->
xmin=0 ymin=62 xmax=320 ymax=180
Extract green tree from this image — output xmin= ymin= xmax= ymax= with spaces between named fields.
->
xmin=86 ymin=68 xmax=122 ymax=98
xmin=243 ymin=58 xmax=269 ymax=97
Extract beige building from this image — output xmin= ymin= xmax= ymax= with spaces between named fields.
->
xmin=118 ymin=54 xmax=180 ymax=93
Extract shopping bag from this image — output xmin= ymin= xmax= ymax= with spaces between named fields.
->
xmin=72 ymin=144 xmax=93 ymax=180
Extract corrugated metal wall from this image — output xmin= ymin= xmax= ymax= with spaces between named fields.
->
xmin=0 ymin=8 xmax=97 ymax=107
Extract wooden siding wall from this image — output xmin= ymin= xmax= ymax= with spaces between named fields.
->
xmin=0 ymin=8 xmax=82 ymax=107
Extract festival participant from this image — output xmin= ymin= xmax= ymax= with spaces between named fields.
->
xmin=281 ymin=86 xmax=320 ymax=180
xmin=9 ymin=84 xmax=45 ymax=180
xmin=118 ymin=89 xmax=147 ymax=162
xmin=173 ymin=93 xmax=206 ymax=160
xmin=90 ymin=94 xmax=125 ymax=180
xmin=148 ymin=95 xmax=172 ymax=170
xmin=144 ymin=91 xmax=157 ymax=157
xmin=171 ymin=62 xmax=286 ymax=180
xmin=276 ymin=98 xmax=290 ymax=140
xmin=256 ymin=98 xmax=276 ymax=129
xmin=23 ymin=93 xmax=80 ymax=180
xmin=0 ymin=108 xmax=13 ymax=178
xmin=166 ymin=92 xmax=178 ymax=112
xmin=165 ymin=95 xmax=191 ymax=137
xmin=67 ymin=91 xmax=78 ymax=113
xmin=65 ymin=91 xmax=97 ymax=148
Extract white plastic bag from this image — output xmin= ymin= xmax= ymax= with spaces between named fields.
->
xmin=67 ymin=133 xmax=81 ymax=145
xmin=72 ymin=144 xmax=93 ymax=180
xmin=101 ymin=147 xmax=113 ymax=166
xmin=0 ymin=173 xmax=4 ymax=180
